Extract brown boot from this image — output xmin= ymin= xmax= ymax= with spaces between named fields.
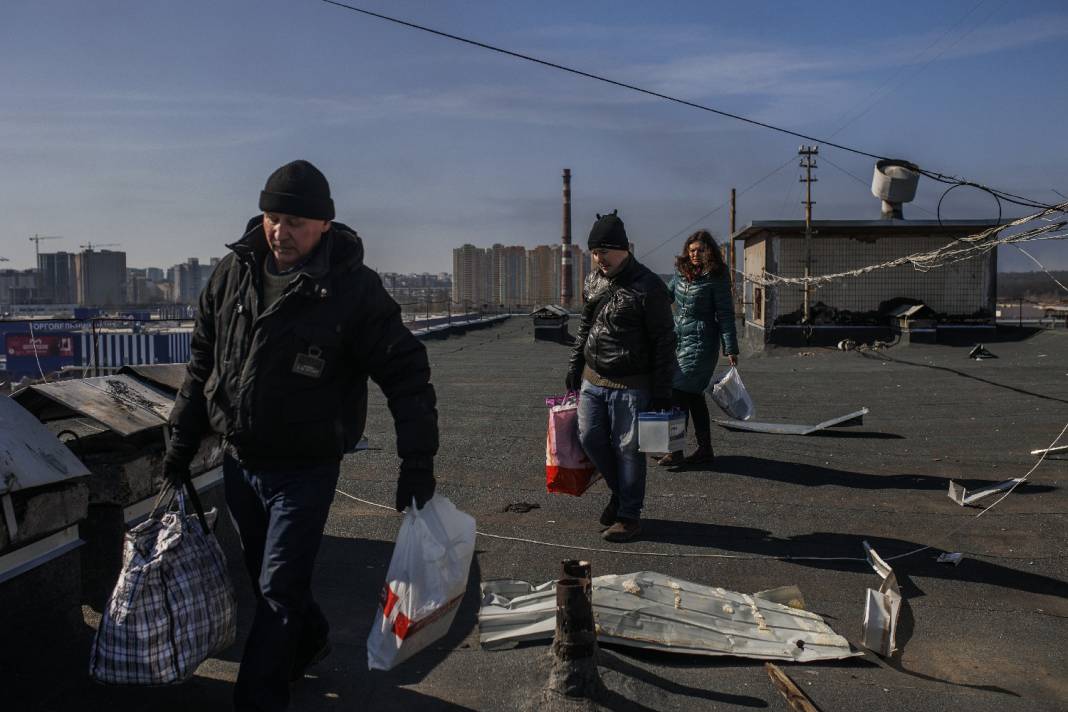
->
xmin=656 ymin=451 xmax=684 ymax=466
xmin=602 ymin=517 xmax=642 ymax=542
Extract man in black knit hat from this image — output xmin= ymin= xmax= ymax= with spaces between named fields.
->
xmin=566 ymin=211 xmax=676 ymax=542
xmin=164 ymin=159 xmax=438 ymax=711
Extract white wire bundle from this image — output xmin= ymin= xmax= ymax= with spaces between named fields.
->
xmin=747 ymin=201 xmax=1068 ymax=289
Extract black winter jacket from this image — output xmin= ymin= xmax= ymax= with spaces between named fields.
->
xmin=168 ymin=217 xmax=438 ymax=471
xmin=566 ymin=255 xmax=676 ymax=400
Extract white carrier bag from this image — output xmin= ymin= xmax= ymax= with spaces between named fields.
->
xmin=367 ymin=495 xmax=476 ymax=671
xmin=709 ymin=366 xmax=755 ymax=421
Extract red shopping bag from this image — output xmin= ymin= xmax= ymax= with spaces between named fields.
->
xmin=545 ymin=393 xmax=600 ymax=496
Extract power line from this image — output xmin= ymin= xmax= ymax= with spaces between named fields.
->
xmin=319 ymin=0 xmax=1055 ymax=211
xmin=637 ymin=155 xmax=796 ymax=259
xmin=827 ymin=0 xmax=991 ymax=139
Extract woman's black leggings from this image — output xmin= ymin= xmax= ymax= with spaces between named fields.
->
xmin=671 ymin=388 xmax=711 ymax=450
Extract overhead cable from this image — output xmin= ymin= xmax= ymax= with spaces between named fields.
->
xmin=319 ymin=0 xmax=1054 ymax=211
xmin=638 ymin=155 xmax=796 ymax=259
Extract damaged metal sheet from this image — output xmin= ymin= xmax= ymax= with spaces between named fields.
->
xmin=118 ymin=363 xmax=188 ymax=393
xmin=947 ymin=477 xmax=1024 ymax=506
xmin=937 ymin=552 xmax=964 ymax=566
xmin=714 ymin=408 xmax=868 ymax=435
xmin=12 ymin=375 xmax=173 ymax=437
xmin=479 ymin=572 xmax=856 ymax=662
xmin=861 ymin=542 xmax=901 ymax=657
xmin=0 ymin=396 xmax=91 ymax=494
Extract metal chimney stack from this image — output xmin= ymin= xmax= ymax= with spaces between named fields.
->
xmin=561 ymin=168 xmax=572 ymax=308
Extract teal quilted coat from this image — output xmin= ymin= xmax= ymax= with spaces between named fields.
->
xmin=668 ymin=269 xmax=738 ymax=393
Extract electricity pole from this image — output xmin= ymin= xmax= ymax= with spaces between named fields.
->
xmin=798 ymin=146 xmax=819 ymax=324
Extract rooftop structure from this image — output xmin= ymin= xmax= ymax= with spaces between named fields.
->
xmin=5 ymin=317 xmax=1066 ymax=710
xmin=734 ymin=219 xmax=1000 ymax=346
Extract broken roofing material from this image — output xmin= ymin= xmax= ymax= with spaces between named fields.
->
xmin=12 ymin=375 xmax=173 ymax=437
xmin=861 ymin=542 xmax=901 ymax=657
xmin=947 ymin=477 xmax=1025 ymax=506
xmin=0 ymin=395 xmax=90 ymax=495
xmin=715 ymin=407 xmax=869 ymax=436
xmin=479 ymin=572 xmax=856 ymax=662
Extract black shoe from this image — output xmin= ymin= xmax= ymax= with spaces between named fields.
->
xmin=290 ymin=639 xmax=331 ymax=681
xmin=599 ymin=496 xmax=619 ymax=528
xmin=683 ymin=445 xmax=715 ymax=464
xmin=602 ymin=518 xmax=642 ymax=543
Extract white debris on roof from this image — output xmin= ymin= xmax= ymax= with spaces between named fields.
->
xmin=479 ymin=572 xmax=857 ymax=663
xmin=714 ymin=408 xmax=869 ymax=435
xmin=862 ymin=542 xmax=902 ymax=657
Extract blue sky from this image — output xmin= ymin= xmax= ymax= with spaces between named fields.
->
xmin=2 ymin=0 xmax=1067 ymax=276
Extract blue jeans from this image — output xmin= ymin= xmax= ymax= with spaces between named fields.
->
xmin=577 ymin=380 xmax=650 ymax=520
xmin=223 ymin=455 xmax=339 ymax=712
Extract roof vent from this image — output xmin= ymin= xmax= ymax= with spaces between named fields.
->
xmin=871 ymin=159 xmax=920 ymax=219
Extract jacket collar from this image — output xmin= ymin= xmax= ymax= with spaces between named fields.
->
xmin=609 ymin=253 xmax=642 ymax=286
xmin=228 ymin=216 xmax=365 ymax=295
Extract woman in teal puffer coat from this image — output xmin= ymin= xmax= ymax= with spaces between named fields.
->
xmin=657 ymin=229 xmax=738 ymax=466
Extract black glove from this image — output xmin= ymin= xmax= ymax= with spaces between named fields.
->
xmin=649 ymin=397 xmax=673 ymax=413
xmin=396 ymin=461 xmax=436 ymax=512
xmin=565 ymin=370 xmax=582 ymax=392
xmin=162 ymin=452 xmax=191 ymax=489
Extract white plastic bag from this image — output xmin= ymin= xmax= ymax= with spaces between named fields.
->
xmin=367 ymin=495 xmax=476 ymax=671
xmin=709 ymin=366 xmax=755 ymax=421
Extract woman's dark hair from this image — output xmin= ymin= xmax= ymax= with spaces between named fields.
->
xmin=675 ymin=229 xmax=726 ymax=279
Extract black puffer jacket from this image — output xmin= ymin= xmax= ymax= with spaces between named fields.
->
xmin=567 ymin=255 xmax=676 ymax=399
xmin=168 ymin=217 xmax=438 ymax=471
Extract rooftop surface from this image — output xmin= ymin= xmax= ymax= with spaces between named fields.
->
xmin=14 ymin=317 xmax=1068 ymax=711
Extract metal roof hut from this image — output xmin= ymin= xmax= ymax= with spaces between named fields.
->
xmin=530 ymin=304 xmax=571 ymax=343
xmin=733 ymin=160 xmax=1000 ymax=347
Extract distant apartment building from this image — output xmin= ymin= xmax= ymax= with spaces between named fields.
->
xmin=127 ymin=268 xmax=168 ymax=304
xmin=526 ymin=245 xmax=557 ymax=306
xmin=452 ymin=242 xmax=592 ymax=310
xmin=75 ymin=249 xmax=127 ymax=306
xmin=0 ymin=269 xmax=39 ymax=305
xmin=452 ymin=244 xmax=487 ymax=307
xmin=37 ymin=252 xmax=76 ymax=304
xmin=171 ymin=258 xmax=219 ymax=304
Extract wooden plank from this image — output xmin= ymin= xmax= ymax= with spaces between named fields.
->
xmin=765 ymin=663 xmax=821 ymax=712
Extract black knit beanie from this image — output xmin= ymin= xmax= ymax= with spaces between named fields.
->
xmin=259 ymin=160 xmax=335 ymax=220
xmin=587 ymin=210 xmax=629 ymax=251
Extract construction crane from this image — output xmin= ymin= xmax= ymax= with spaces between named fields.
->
xmin=29 ymin=234 xmax=62 ymax=262
xmin=80 ymin=242 xmax=121 ymax=251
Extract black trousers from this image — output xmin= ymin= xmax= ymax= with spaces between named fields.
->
xmin=671 ymin=388 xmax=712 ymax=450
xmin=224 ymin=455 xmax=338 ymax=712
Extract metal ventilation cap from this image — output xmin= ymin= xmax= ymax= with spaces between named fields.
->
xmin=872 ymin=159 xmax=920 ymax=219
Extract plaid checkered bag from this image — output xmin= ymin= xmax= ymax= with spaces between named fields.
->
xmin=89 ymin=482 xmax=236 ymax=685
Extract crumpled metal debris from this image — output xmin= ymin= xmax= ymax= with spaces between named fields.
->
xmin=947 ymin=477 xmax=1024 ymax=506
xmin=478 ymin=572 xmax=856 ymax=662
xmin=715 ymin=408 xmax=868 ymax=436
xmin=861 ymin=542 xmax=901 ymax=657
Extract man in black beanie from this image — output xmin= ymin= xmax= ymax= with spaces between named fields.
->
xmin=566 ymin=211 xmax=676 ymax=542
xmin=165 ymin=159 xmax=438 ymax=711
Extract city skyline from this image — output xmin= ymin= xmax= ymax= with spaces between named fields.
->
xmin=2 ymin=2 xmax=1065 ymax=276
